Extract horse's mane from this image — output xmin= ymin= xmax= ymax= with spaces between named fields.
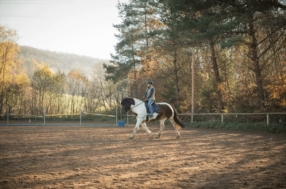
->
xmin=123 ymin=97 xmax=142 ymax=102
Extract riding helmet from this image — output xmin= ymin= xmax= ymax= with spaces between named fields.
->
xmin=146 ymin=79 xmax=153 ymax=84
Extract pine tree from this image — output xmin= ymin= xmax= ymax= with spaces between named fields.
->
xmin=105 ymin=0 xmax=162 ymax=97
xmin=160 ymin=0 xmax=239 ymax=112
xmin=159 ymin=0 xmax=286 ymax=111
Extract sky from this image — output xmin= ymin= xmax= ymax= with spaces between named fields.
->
xmin=0 ymin=0 xmax=128 ymax=59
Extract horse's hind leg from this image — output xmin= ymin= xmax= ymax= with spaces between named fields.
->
xmin=141 ymin=122 xmax=153 ymax=139
xmin=156 ymin=119 xmax=166 ymax=139
xmin=169 ymin=118 xmax=180 ymax=139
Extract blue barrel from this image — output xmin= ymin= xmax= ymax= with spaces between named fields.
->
xmin=118 ymin=121 xmax=125 ymax=127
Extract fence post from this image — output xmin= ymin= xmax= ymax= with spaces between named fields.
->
xmin=127 ymin=112 xmax=129 ymax=127
xmin=116 ymin=108 xmax=118 ymax=126
xmin=43 ymin=107 xmax=46 ymax=126
xmin=191 ymin=113 xmax=193 ymax=123
xmin=221 ymin=114 xmax=224 ymax=123
xmin=267 ymin=114 xmax=269 ymax=126
xmin=80 ymin=109 xmax=82 ymax=126
xmin=6 ymin=106 xmax=9 ymax=126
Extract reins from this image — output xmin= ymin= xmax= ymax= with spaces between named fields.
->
xmin=128 ymin=100 xmax=148 ymax=118
xmin=130 ymin=101 xmax=145 ymax=110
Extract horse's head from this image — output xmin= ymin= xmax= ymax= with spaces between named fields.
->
xmin=120 ymin=98 xmax=135 ymax=114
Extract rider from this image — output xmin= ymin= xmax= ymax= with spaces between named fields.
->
xmin=143 ymin=79 xmax=155 ymax=118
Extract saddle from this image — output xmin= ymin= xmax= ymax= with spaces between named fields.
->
xmin=144 ymin=101 xmax=160 ymax=114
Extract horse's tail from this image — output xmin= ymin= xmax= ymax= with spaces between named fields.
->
xmin=172 ymin=106 xmax=185 ymax=128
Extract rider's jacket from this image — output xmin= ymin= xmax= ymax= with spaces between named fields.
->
xmin=144 ymin=85 xmax=155 ymax=101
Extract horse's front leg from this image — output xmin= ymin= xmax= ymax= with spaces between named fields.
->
xmin=129 ymin=118 xmax=143 ymax=139
xmin=141 ymin=122 xmax=153 ymax=139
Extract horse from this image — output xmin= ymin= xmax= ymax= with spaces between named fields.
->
xmin=120 ymin=97 xmax=185 ymax=139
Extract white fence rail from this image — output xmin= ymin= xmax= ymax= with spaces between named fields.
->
xmin=179 ymin=112 xmax=286 ymax=126
xmin=0 ymin=110 xmax=118 ymax=126
xmin=1 ymin=110 xmax=285 ymax=126
xmin=123 ymin=112 xmax=286 ymax=126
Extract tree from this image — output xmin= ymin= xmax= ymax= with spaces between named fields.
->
xmin=93 ymin=63 xmax=122 ymax=111
xmin=31 ymin=63 xmax=54 ymax=114
xmin=49 ymin=71 xmax=67 ymax=114
xmin=159 ymin=0 xmax=234 ymax=112
xmin=0 ymin=25 xmax=30 ymax=114
xmin=67 ymin=69 xmax=89 ymax=114
xmin=106 ymin=0 xmax=163 ymax=98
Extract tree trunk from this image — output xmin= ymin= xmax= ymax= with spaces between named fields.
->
xmin=132 ymin=43 xmax=138 ymax=98
xmin=248 ymin=16 xmax=265 ymax=109
xmin=210 ymin=40 xmax=224 ymax=112
xmin=173 ymin=48 xmax=180 ymax=110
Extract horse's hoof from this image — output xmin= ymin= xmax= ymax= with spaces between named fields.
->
xmin=149 ymin=134 xmax=153 ymax=140
xmin=129 ymin=136 xmax=134 ymax=139
xmin=156 ymin=134 xmax=161 ymax=139
xmin=176 ymin=135 xmax=180 ymax=139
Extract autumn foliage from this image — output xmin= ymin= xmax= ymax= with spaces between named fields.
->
xmin=105 ymin=0 xmax=286 ymax=113
xmin=1 ymin=0 xmax=286 ymax=116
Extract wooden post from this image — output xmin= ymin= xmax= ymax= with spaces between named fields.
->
xmin=191 ymin=52 xmax=195 ymax=123
xmin=43 ymin=107 xmax=46 ymax=126
xmin=80 ymin=110 xmax=82 ymax=126
xmin=6 ymin=106 xmax=9 ymax=126
xmin=127 ymin=112 xmax=129 ymax=127
xmin=116 ymin=108 xmax=118 ymax=126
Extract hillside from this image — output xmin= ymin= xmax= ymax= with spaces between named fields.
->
xmin=19 ymin=46 xmax=109 ymax=79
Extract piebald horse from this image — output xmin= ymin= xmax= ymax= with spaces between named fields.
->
xmin=121 ymin=97 xmax=185 ymax=139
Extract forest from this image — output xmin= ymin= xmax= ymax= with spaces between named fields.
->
xmin=0 ymin=26 xmax=121 ymax=116
xmin=0 ymin=0 xmax=286 ymax=116
xmin=106 ymin=0 xmax=286 ymax=113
